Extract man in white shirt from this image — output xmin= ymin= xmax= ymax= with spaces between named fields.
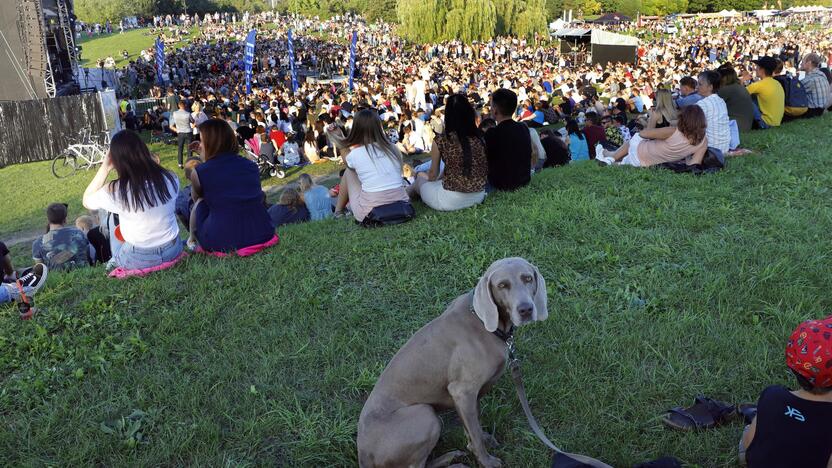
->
xmin=695 ymin=70 xmax=731 ymax=154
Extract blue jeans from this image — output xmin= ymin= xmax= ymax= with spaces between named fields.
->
xmin=0 ymin=285 xmax=10 ymax=303
xmin=413 ymin=160 xmax=445 ymax=175
xmin=108 ymin=237 xmax=183 ymax=271
xmin=751 ymin=96 xmax=769 ymax=129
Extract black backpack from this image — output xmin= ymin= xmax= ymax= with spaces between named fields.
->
xmin=774 ymin=74 xmax=809 ymax=109
xmin=359 ymin=201 xmax=416 ymax=228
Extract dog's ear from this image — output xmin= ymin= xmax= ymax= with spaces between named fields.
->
xmin=532 ymin=264 xmax=548 ymax=322
xmin=473 ymin=269 xmax=499 ymax=332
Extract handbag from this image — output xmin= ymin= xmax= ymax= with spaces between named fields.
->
xmin=359 ymin=201 xmax=416 ymax=228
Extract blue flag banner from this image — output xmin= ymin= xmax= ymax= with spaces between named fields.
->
xmin=154 ymin=38 xmax=165 ymax=85
xmin=244 ymin=29 xmax=257 ymax=95
xmin=348 ymin=31 xmax=358 ymax=91
xmin=287 ymin=29 xmax=299 ymax=94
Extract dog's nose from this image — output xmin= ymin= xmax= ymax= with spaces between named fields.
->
xmin=518 ymin=303 xmax=533 ymax=320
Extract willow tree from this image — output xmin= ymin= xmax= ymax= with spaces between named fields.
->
xmin=445 ymin=0 xmax=497 ymax=42
xmin=397 ymin=0 xmax=447 ymax=42
xmin=495 ymin=0 xmax=522 ymax=35
xmin=514 ymin=0 xmax=548 ymax=40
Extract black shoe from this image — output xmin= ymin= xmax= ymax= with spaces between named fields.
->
xmin=16 ymin=264 xmax=48 ymax=295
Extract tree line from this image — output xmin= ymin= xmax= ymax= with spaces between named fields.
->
xmin=75 ymin=0 xmax=831 ymax=34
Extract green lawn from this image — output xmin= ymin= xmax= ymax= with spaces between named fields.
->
xmin=78 ymin=28 xmax=200 ymax=68
xmin=1 ymin=116 xmax=831 ymax=466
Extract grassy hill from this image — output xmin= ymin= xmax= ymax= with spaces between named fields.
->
xmin=1 ymin=115 xmax=831 ymax=466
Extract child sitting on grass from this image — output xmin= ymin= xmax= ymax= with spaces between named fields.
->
xmin=739 ymin=316 xmax=832 ymax=467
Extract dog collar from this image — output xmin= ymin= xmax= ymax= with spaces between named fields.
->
xmin=469 ymin=298 xmax=515 ymax=343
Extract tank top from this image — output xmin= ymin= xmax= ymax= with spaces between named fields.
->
xmin=746 ymin=385 xmax=832 ymax=468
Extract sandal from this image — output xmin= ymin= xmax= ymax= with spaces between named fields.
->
xmin=662 ymin=396 xmax=736 ymax=431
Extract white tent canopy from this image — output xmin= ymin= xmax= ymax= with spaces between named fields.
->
xmin=718 ymin=9 xmax=740 ymax=17
xmin=787 ymin=5 xmax=827 ymax=12
xmin=549 ymin=19 xmax=568 ymax=30
xmin=590 ymin=29 xmax=640 ymax=47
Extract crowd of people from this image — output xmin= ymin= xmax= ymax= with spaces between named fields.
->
xmin=3 ymin=9 xmax=831 ymax=466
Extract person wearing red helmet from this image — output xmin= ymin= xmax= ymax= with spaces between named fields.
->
xmin=739 ymin=316 xmax=832 ymax=467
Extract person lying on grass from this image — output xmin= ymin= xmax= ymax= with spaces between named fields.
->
xmin=598 ymin=105 xmax=709 ymax=168
xmin=82 ymin=130 xmax=183 ymax=271
xmin=739 ymin=316 xmax=832 ymax=467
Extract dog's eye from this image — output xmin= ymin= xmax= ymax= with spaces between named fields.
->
xmin=521 ymin=275 xmax=533 ymax=283
xmin=497 ymin=282 xmax=509 ymax=289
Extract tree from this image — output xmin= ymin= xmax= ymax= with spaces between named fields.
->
xmin=617 ymin=0 xmax=641 ymax=16
xmin=496 ymin=0 xmax=522 ymax=35
xmin=514 ymin=0 xmax=548 ymax=39
xmin=397 ymin=0 xmax=447 ymax=42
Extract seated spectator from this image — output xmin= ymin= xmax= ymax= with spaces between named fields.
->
xmin=630 ymin=88 xmax=646 ymax=113
xmin=407 ymin=94 xmax=487 ymax=212
xmin=774 ymin=60 xmax=808 ymax=121
xmin=540 ymin=130 xmax=571 ymax=168
xmin=598 ymin=105 xmax=709 ymax=168
xmin=259 ymin=132 xmax=276 ymax=163
xmin=676 ymin=76 xmax=703 ymax=108
xmin=696 ymin=71 xmax=731 ymax=155
xmin=484 ymin=89 xmax=532 ymax=191
xmin=739 ymin=316 xmax=832 ymax=467
xmin=280 ymin=135 xmax=302 ymax=166
xmin=188 ymin=119 xmax=275 ymax=252
xmin=83 ymin=131 xmax=182 ymax=271
xmin=614 ymin=114 xmax=631 ymax=143
xmin=303 ymin=131 xmax=322 ymax=163
xmin=747 ymin=56 xmax=785 ymax=128
xmin=602 ymin=114 xmax=624 ymax=147
xmin=717 ymin=65 xmax=756 ymax=132
xmin=298 ymin=174 xmax=333 ymax=221
xmin=175 ymin=158 xmax=201 ymax=230
xmin=1 ymin=241 xmax=15 ymax=282
xmin=74 ymin=215 xmax=111 ymax=264
xmin=565 ymin=120 xmax=590 ymax=161
xmin=520 ymin=101 xmax=545 ymax=128
xmin=799 ymin=53 xmax=831 ymax=118
xmin=268 ymin=188 xmax=310 ymax=228
xmin=582 ymin=112 xmax=607 ymax=159
xmin=528 ymin=124 xmax=546 ymax=171
xmin=32 ymin=203 xmax=91 ymax=271
xmin=398 ymin=125 xmax=425 ymax=155
xmin=647 ymin=89 xmax=679 ymax=129
xmin=330 ymin=110 xmax=409 ymax=222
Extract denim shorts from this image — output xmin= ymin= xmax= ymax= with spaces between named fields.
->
xmin=110 ymin=237 xmax=183 ymax=271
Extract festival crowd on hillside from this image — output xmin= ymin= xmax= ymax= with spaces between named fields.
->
xmin=3 ymin=9 xmax=832 ymax=466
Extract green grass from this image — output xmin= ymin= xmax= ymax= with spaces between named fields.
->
xmin=78 ymin=28 xmax=200 ymax=68
xmin=1 ymin=116 xmax=832 ymax=466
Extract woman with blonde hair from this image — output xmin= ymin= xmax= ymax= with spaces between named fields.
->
xmin=328 ymin=109 xmax=409 ymax=222
xmin=190 ymin=101 xmax=209 ymax=158
xmin=646 ymin=89 xmax=678 ymax=129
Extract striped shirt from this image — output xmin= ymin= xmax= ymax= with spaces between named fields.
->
xmin=696 ymin=94 xmax=731 ymax=153
xmin=801 ymin=69 xmax=831 ymax=109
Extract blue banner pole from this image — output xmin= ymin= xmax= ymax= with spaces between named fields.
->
xmin=155 ymin=38 xmax=165 ymax=85
xmin=288 ymin=30 xmax=298 ymax=94
xmin=348 ymin=31 xmax=357 ymax=92
xmin=244 ymin=29 xmax=257 ymax=95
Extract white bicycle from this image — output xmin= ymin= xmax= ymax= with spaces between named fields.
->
xmin=51 ymin=129 xmax=111 ymax=178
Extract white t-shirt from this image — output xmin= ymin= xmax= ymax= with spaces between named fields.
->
xmin=346 ymin=144 xmax=403 ymax=193
xmin=86 ymin=176 xmax=180 ymax=248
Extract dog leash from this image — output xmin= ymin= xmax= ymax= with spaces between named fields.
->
xmin=507 ymin=349 xmax=564 ymax=454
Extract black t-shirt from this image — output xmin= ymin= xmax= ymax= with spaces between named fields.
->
xmin=0 ymin=241 xmax=8 ymax=258
xmin=87 ymin=227 xmax=111 ymax=264
xmin=484 ymin=120 xmax=531 ymax=191
xmin=746 ymin=385 xmax=832 ymax=468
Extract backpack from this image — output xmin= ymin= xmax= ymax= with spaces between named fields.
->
xmin=775 ymin=75 xmax=808 ymax=115
xmin=359 ymin=201 xmax=416 ymax=228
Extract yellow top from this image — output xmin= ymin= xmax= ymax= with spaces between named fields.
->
xmin=746 ymin=77 xmax=784 ymax=127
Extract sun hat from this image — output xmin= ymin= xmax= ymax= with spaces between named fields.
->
xmin=786 ymin=316 xmax=832 ymax=388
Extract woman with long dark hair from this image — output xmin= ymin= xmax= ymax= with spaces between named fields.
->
xmin=83 ymin=130 xmax=183 ymax=270
xmin=565 ymin=119 xmax=589 ymax=161
xmin=407 ymin=94 xmax=487 ymax=211
xmin=188 ymin=119 xmax=275 ymax=252
xmin=327 ymin=109 xmax=409 ymax=222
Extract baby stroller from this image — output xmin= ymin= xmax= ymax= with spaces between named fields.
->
xmin=245 ymin=137 xmax=286 ymax=179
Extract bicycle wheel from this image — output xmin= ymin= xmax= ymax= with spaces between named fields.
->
xmin=51 ymin=153 xmax=78 ymax=178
